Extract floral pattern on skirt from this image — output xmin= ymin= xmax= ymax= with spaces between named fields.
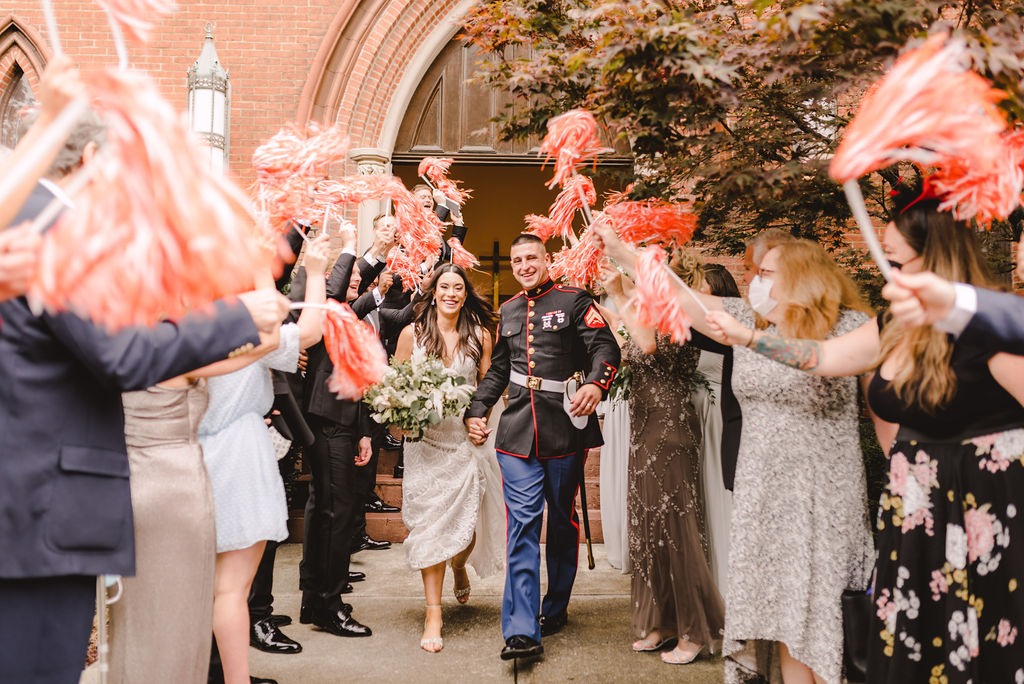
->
xmin=870 ymin=427 xmax=1024 ymax=683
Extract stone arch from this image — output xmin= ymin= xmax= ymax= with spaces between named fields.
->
xmin=0 ymin=16 xmax=49 ymax=147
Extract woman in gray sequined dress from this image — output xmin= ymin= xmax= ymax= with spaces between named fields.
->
xmin=601 ymin=255 xmax=725 ymax=666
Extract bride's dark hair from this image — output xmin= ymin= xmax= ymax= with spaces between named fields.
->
xmin=413 ymin=263 xmax=495 ymax=364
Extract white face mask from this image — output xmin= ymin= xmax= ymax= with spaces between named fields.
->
xmin=748 ymin=274 xmax=777 ymax=316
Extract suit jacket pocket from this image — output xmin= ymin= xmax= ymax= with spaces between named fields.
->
xmin=48 ymin=445 xmax=130 ymax=552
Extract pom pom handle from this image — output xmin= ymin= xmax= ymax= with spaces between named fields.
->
xmin=843 ymin=180 xmax=892 ymax=282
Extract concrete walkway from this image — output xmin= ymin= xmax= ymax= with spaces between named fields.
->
xmin=245 ymin=542 xmax=725 ymax=683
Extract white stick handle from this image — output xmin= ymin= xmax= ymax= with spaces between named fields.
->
xmin=103 ymin=9 xmax=129 ymax=70
xmin=40 ymin=0 xmax=63 ymax=56
xmin=0 ymin=98 xmax=88 ymax=215
xmin=843 ymin=180 xmax=892 ymax=282
xmin=289 ymin=302 xmax=332 ymax=312
xmin=665 ymin=262 xmax=710 ymax=314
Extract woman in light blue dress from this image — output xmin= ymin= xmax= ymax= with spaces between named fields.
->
xmin=198 ymin=237 xmax=331 ymax=684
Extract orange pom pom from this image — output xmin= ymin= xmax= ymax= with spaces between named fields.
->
xmin=602 ymin=200 xmax=696 ymax=247
xmin=30 ymin=68 xmax=273 ymax=330
xmin=321 ymin=300 xmax=389 ymax=399
xmin=417 ymin=156 xmax=472 ymax=205
xmin=929 ymin=129 xmax=1024 ymax=227
xmin=548 ymin=229 xmax=603 ymax=288
xmin=830 ymin=33 xmax=1007 ymax=182
xmin=447 ymin=238 xmax=479 ymax=270
xmin=548 ymin=175 xmax=596 ymax=240
xmin=632 ymin=246 xmax=692 ymax=344
xmin=95 ymin=0 xmax=175 ymax=43
xmin=538 ymin=109 xmax=608 ymax=188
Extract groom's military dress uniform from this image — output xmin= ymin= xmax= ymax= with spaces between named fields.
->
xmin=468 ymin=278 xmax=620 ymax=642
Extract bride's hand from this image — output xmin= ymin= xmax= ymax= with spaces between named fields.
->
xmin=464 ymin=416 xmax=490 ymax=445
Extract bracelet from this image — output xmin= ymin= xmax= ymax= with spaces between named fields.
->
xmin=745 ymin=328 xmax=756 ymax=348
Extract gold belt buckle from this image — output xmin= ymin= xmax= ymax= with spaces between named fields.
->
xmin=526 ymin=376 xmax=543 ymax=391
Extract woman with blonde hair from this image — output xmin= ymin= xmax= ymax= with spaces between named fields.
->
xmin=594 ymin=224 xmax=875 ymax=684
xmin=704 ymin=191 xmax=1024 ymax=683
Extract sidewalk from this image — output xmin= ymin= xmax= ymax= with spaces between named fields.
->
xmin=83 ymin=542 xmax=725 ymax=683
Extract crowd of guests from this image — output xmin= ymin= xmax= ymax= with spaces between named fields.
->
xmin=5 ymin=57 xmax=1024 ymax=684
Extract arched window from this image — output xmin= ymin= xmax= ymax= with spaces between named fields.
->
xmin=1 ymin=65 xmax=34 ymax=149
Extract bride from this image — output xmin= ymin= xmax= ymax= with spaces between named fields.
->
xmin=391 ymin=263 xmax=506 ymax=653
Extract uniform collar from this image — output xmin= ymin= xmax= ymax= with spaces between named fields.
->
xmin=525 ymin=279 xmax=555 ymax=299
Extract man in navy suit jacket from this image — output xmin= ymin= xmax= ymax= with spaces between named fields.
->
xmin=0 ymin=122 xmax=289 ymax=682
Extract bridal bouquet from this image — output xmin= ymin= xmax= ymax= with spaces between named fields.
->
xmin=363 ymin=355 xmax=475 ymax=442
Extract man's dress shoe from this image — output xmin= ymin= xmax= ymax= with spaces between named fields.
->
xmin=364 ymin=498 xmax=400 ymax=513
xmin=250 ymin=618 xmax=302 ymax=654
xmin=539 ymin=611 xmax=567 ymax=637
xmin=300 ymin=599 xmax=350 ymax=624
xmin=348 ymin=571 xmax=366 ymax=582
xmin=354 ymin=535 xmax=392 ymax=552
xmin=313 ymin=610 xmax=372 ymax=637
xmin=250 ymin=677 xmax=277 ymax=684
xmin=500 ymin=635 xmax=543 ymax=660
xmin=340 ymin=582 xmax=354 ymax=594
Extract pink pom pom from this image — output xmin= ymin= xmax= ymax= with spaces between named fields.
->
xmin=94 ymin=0 xmax=175 ymax=43
xmin=447 ymin=238 xmax=479 ymax=270
xmin=322 ymin=299 xmax=389 ymax=399
xmin=30 ymin=68 xmax=274 ymax=330
xmin=524 ymin=214 xmax=562 ymax=241
xmin=929 ymin=129 xmax=1024 ymax=227
xmin=830 ymin=33 xmax=1007 ymax=182
xmin=538 ymin=109 xmax=608 ymax=188
xmin=548 ymin=229 xmax=603 ymax=287
xmin=548 ymin=175 xmax=596 ymax=240
xmin=386 ymin=246 xmax=421 ymax=291
xmin=632 ymin=246 xmax=692 ymax=344
xmin=602 ymin=200 xmax=696 ymax=247
xmin=417 ymin=156 xmax=472 ymax=205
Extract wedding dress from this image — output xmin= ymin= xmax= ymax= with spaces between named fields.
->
xmin=401 ymin=338 xmax=505 ymax=579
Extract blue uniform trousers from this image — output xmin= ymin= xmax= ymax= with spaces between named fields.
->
xmin=496 ymin=448 xmax=583 ymax=641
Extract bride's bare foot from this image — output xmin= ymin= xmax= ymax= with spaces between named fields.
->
xmin=632 ymin=629 xmax=677 ymax=652
xmin=452 ymin=563 xmax=470 ymax=604
xmin=420 ymin=604 xmax=443 ymax=653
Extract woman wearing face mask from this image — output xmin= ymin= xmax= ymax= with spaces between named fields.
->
xmin=704 ymin=190 xmax=1024 ymax=683
xmin=593 ymin=224 xmax=875 ymax=684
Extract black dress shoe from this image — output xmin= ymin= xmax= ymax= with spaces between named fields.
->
xmin=251 ymin=677 xmax=277 ymax=684
xmin=354 ymin=534 xmax=392 ymax=552
xmin=383 ymin=433 xmax=403 ymax=450
xmin=313 ymin=610 xmax=372 ymax=637
xmin=364 ymin=498 xmax=401 ymax=513
xmin=250 ymin=617 xmax=302 ymax=654
xmin=300 ymin=599 xmax=351 ymax=624
xmin=392 ymin=464 xmax=404 ymax=478
xmin=340 ymin=582 xmax=354 ymax=594
xmin=267 ymin=613 xmax=292 ymax=627
xmin=348 ymin=571 xmax=366 ymax=582
xmin=539 ymin=611 xmax=567 ymax=637
xmin=500 ymin=635 xmax=543 ymax=660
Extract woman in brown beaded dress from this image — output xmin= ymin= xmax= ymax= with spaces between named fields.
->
xmin=600 ymin=252 xmax=725 ymax=666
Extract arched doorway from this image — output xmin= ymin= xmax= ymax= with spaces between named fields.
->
xmin=389 ymin=39 xmax=631 ymax=304
xmin=0 ymin=17 xmax=48 ymax=149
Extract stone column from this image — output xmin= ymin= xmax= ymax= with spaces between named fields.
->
xmin=348 ymin=147 xmax=392 ymax=252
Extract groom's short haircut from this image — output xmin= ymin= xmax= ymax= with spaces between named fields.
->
xmin=510 ymin=233 xmax=545 ymax=250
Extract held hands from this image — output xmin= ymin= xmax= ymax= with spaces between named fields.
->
xmin=464 ymin=416 xmax=490 ymax=446
xmin=302 ymin=234 xmax=331 ymax=275
xmin=705 ymin=310 xmax=752 ymax=347
xmin=0 ymin=224 xmax=42 ymax=303
xmin=882 ymin=270 xmax=956 ymax=329
xmin=356 ymin=436 xmax=372 ymax=466
xmin=238 ymin=288 xmax=290 ymax=333
xmin=569 ymin=383 xmax=602 ymax=418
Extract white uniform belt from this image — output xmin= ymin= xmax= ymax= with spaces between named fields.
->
xmin=509 ymin=370 xmax=568 ymax=394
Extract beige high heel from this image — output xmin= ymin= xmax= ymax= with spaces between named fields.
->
xmin=451 ymin=562 xmax=470 ymax=604
xmin=661 ymin=641 xmax=705 ymax=665
xmin=420 ymin=604 xmax=443 ymax=653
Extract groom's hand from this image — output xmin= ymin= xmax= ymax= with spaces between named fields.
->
xmin=569 ymin=383 xmax=602 ymax=417
xmin=465 ymin=416 xmax=490 ymax=446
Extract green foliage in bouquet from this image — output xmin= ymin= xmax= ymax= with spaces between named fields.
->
xmin=363 ymin=355 xmax=476 ymax=442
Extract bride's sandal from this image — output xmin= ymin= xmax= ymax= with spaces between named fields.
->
xmin=452 ymin=563 xmax=471 ymax=604
xmin=420 ymin=604 xmax=443 ymax=653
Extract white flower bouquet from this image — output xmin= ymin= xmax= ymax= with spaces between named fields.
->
xmin=363 ymin=355 xmax=475 ymax=442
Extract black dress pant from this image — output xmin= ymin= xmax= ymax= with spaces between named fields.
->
xmin=248 ymin=540 xmax=278 ymax=622
xmin=300 ymin=415 xmax=363 ymax=612
xmin=0 ymin=575 xmax=95 ymax=683
xmin=355 ymin=422 xmax=387 ymax=539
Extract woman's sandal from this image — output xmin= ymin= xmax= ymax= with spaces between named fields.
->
xmin=660 ymin=642 xmax=705 ymax=665
xmin=632 ymin=632 xmax=677 ymax=652
xmin=451 ymin=563 xmax=471 ymax=604
xmin=420 ymin=604 xmax=444 ymax=653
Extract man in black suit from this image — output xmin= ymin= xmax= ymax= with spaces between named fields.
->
xmin=0 ymin=110 xmax=290 ymax=683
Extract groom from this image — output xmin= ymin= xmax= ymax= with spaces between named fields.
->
xmin=465 ymin=234 xmax=620 ymax=660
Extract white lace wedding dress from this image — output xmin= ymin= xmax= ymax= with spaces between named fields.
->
xmin=401 ymin=341 xmax=505 ymax=579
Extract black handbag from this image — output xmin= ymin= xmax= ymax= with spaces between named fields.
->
xmin=842 ymin=588 xmax=871 ymax=683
